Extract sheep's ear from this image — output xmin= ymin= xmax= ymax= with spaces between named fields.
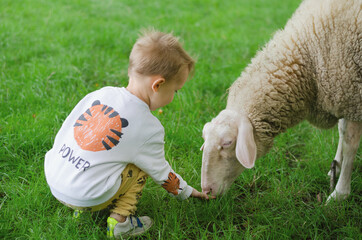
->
xmin=235 ymin=116 xmax=257 ymax=169
xmin=200 ymin=142 xmax=205 ymax=151
xmin=201 ymin=122 xmax=213 ymax=151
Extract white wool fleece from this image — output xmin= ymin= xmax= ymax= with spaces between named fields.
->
xmin=227 ymin=0 xmax=362 ymax=157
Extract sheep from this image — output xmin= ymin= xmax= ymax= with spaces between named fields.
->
xmin=201 ymin=0 xmax=361 ymax=203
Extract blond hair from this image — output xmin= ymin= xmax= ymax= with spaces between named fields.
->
xmin=128 ymin=29 xmax=195 ymax=81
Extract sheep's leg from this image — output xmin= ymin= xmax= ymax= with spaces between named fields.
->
xmin=327 ymin=120 xmax=362 ymax=202
xmin=328 ymin=119 xmax=346 ymax=178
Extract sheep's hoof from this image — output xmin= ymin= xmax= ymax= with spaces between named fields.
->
xmin=329 ymin=160 xmax=338 ymax=193
xmin=326 ymin=189 xmax=349 ymax=204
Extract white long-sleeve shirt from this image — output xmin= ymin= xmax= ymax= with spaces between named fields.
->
xmin=44 ymin=87 xmax=193 ymax=207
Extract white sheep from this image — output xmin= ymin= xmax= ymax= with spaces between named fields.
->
xmin=201 ymin=0 xmax=361 ymax=203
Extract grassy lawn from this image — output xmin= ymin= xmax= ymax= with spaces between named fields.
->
xmin=0 ymin=0 xmax=361 ymax=239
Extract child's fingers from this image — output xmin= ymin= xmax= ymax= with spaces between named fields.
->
xmin=200 ymin=192 xmax=211 ymax=200
xmin=191 ymin=188 xmax=214 ymax=200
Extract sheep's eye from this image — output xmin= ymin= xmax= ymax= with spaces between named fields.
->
xmin=222 ymin=141 xmax=233 ymax=149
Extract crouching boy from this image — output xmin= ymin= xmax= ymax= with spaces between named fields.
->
xmin=44 ymin=29 xmax=207 ymax=238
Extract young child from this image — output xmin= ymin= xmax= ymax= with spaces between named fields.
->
xmin=44 ymin=29 xmax=207 ymax=238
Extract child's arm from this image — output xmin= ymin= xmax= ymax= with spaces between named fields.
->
xmin=133 ymin=132 xmax=204 ymax=200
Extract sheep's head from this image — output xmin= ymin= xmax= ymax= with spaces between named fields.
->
xmin=201 ymin=109 xmax=257 ymax=197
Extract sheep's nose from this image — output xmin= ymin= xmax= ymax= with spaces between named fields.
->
xmin=202 ymin=184 xmax=213 ymax=194
xmin=202 ymin=189 xmax=211 ymax=195
xmin=202 ymin=188 xmax=217 ymax=199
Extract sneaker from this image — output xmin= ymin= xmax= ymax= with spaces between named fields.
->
xmin=107 ymin=215 xmax=153 ymax=238
xmin=73 ymin=210 xmax=83 ymax=220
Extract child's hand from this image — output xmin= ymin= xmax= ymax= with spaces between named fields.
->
xmin=191 ymin=188 xmax=210 ymax=200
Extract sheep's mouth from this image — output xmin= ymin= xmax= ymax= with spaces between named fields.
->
xmin=202 ymin=184 xmax=227 ymax=197
xmin=202 ymin=189 xmax=217 ymax=199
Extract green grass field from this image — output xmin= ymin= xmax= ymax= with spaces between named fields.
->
xmin=1 ymin=0 xmax=361 ymax=239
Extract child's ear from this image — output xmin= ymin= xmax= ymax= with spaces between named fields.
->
xmin=151 ymin=77 xmax=165 ymax=92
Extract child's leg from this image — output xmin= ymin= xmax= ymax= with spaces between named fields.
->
xmin=56 ymin=163 xmax=151 ymax=237
xmin=107 ymin=164 xmax=152 ymax=238
xmin=109 ymin=163 xmax=148 ymax=218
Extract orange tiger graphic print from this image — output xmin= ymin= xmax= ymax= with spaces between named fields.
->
xmin=73 ymin=100 xmax=128 ymax=152
xmin=162 ymin=172 xmax=182 ymax=195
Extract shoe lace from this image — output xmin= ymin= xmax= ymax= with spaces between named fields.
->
xmin=130 ymin=215 xmax=143 ymax=228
